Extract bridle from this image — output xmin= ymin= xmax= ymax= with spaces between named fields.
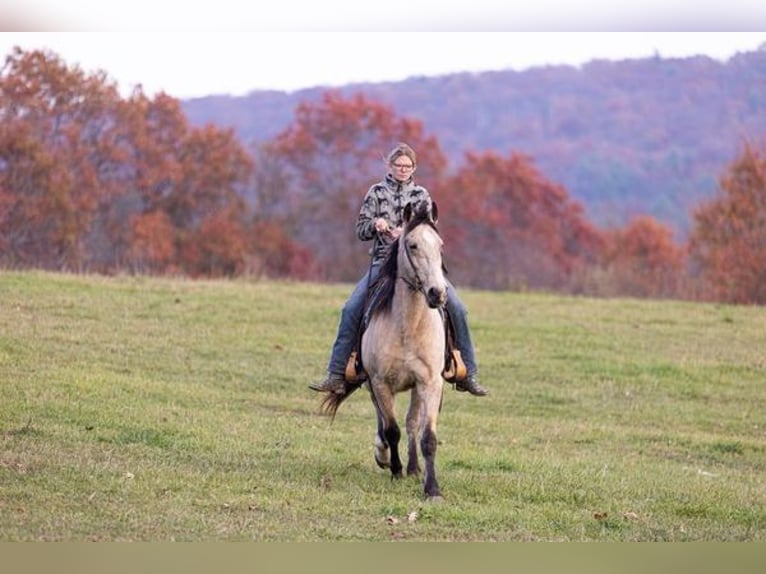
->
xmin=399 ymin=221 xmax=439 ymax=298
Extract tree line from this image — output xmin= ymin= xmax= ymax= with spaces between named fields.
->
xmin=182 ymin=49 xmax=766 ymax=234
xmin=2 ymin=48 xmax=765 ymax=304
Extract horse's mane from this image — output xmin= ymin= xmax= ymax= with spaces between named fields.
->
xmin=367 ymin=202 xmax=439 ymax=318
xmin=367 ymin=237 xmax=399 ymax=317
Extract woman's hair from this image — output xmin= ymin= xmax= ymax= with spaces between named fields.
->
xmin=386 ymin=142 xmax=417 ymax=167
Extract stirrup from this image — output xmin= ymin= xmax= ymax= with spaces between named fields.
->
xmin=442 ymin=349 xmax=467 ymax=382
xmin=345 ymin=351 xmax=367 ymax=382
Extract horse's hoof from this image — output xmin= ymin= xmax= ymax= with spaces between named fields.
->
xmin=425 ymin=494 xmax=445 ymax=503
xmin=374 ymin=437 xmax=390 ymax=469
xmin=374 ymin=448 xmax=390 ymax=469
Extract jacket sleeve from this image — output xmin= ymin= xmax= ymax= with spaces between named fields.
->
xmin=356 ymin=185 xmax=379 ymax=242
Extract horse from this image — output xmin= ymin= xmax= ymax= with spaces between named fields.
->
xmin=321 ymin=200 xmax=448 ymax=501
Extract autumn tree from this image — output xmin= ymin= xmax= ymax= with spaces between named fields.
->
xmin=104 ymin=90 xmax=254 ymax=275
xmin=0 ymin=47 xmax=124 ymax=269
xmin=598 ymin=216 xmax=687 ymax=299
xmin=689 ymin=141 xmax=766 ymax=304
xmin=248 ymin=219 xmax=318 ymax=279
xmin=256 ymin=91 xmax=447 ymax=281
xmin=438 ymin=150 xmax=604 ymax=291
xmin=0 ymin=47 xmax=255 ymax=276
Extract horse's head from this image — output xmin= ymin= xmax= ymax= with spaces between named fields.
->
xmin=400 ymin=201 xmax=447 ymax=308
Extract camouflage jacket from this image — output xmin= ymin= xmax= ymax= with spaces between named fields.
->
xmin=355 ymin=173 xmax=432 ymax=264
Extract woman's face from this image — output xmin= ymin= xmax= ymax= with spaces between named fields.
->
xmin=390 ymin=155 xmax=415 ymax=182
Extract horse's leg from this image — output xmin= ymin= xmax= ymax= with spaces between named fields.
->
xmin=420 ymin=383 xmax=444 ymax=500
xmin=385 ymin=418 xmax=403 ymax=480
xmin=405 ymin=388 xmax=422 ymax=476
xmin=371 ymin=380 xmax=403 ymax=479
xmin=374 ymin=409 xmax=390 ymax=469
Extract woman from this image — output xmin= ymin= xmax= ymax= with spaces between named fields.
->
xmin=309 ymin=142 xmax=488 ymax=397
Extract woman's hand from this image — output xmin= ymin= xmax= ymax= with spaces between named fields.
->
xmin=373 ymin=218 xmax=390 ymax=234
xmin=374 ymin=218 xmax=402 ymax=239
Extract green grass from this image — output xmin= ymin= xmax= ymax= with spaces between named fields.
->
xmin=1 ymin=270 xmax=765 ymax=541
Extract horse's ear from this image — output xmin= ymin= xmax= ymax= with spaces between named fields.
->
xmin=403 ymin=202 xmax=413 ymax=223
xmin=431 ymin=201 xmax=439 ymax=224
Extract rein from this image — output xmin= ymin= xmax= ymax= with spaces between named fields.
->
xmin=400 ymin=236 xmax=425 ymax=295
xmin=399 ymin=220 xmax=440 ymax=299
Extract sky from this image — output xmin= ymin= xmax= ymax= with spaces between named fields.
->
xmin=1 ymin=2 xmax=765 ymax=99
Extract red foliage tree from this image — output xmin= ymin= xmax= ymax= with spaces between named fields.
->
xmin=112 ymin=92 xmax=254 ymax=274
xmin=0 ymin=47 xmax=124 ymax=269
xmin=439 ymin=150 xmax=604 ymax=291
xmin=182 ymin=208 xmax=249 ymax=277
xmin=128 ymin=210 xmax=176 ymax=273
xmin=0 ymin=47 xmax=255 ymax=276
xmin=689 ymin=141 xmax=766 ymax=304
xmin=600 ymin=216 xmax=687 ymax=299
xmin=249 ymin=220 xmax=319 ymax=280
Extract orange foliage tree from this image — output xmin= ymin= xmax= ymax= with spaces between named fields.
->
xmin=599 ymin=216 xmax=687 ymax=299
xmin=689 ymin=141 xmax=766 ymax=304
xmin=255 ymin=90 xmax=447 ymax=281
xmin=0 ymin=47 xmax=255 ymax=275
xmin=249 ymin=219 xmax=318 ymax=280
xmin=0 ymin=47 xmax=124 ymax=269
xmin=100 ymin=90 xmax=254 ymax=275
xmin=438 ymin=150 xmax=604 ymax=291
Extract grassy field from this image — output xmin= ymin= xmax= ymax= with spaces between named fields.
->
xmin=1 ymin=270 xmax=765 ymax=541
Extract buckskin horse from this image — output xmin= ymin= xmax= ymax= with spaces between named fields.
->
xmin=321 ymin=200 xmax=449 ymax=501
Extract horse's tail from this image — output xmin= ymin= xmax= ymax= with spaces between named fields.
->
xmin=319 ymin=380 xmax=364 ymax=421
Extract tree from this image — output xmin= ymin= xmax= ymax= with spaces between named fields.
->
xmin=0 ymin=47 xmax=123 ymax=269
xmin=183 ymin=208 xmax=249 ymax=277
xmin=248 ymin=219 xmax=318 ymax=280
xmin=600 ymin=216 xmax=687 ymax=299
xmin=128 ymin=210 xmax=176 ymax=273
xmin=110 ymin=91 xmax=255 ymax=274
xmin=0 ymin=47 xmax=255 ymax=276
xmin=689 ymin=141 xmax=766 ymax=304
xmin=438 ymin=150 xmax=604 ymax=291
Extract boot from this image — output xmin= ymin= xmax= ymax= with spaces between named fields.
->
xmin=309 ymin=372 xmax=347 ymax=394
xmin=455 ymin=374 xmax=488 ymax=396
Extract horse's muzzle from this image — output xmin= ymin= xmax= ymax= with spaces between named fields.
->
xmin=426 ymin=287 xmax=447 ymax=308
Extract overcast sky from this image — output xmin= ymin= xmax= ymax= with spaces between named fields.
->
xmin=1 ymin=3 xmax=765 ymax=99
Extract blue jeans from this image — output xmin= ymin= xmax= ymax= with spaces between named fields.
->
xmin=327 ymin=264 xmax=478 ymax=377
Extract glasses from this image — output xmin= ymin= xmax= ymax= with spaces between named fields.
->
xmin=392 ymin=162 xmax=414 ymax=171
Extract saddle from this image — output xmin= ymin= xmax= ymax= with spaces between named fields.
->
xmin=344 ymin=303 xmax=467 ymax=383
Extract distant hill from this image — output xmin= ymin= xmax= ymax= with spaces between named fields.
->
xmin=181 ymin=48 xmax=766 ymax=235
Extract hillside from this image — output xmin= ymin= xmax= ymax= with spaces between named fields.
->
xmin=2 ymin=271 xmax=765 ymax=541
xmin=181 ymin=49 xmax=766 ymax=234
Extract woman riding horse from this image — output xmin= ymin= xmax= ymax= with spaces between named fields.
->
xmin=321 ymin=199 xmax=452 ymax=499
xmin=309 ymin=142 xmax=488 ymax=397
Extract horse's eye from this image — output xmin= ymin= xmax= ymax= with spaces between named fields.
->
xmin=408 ymin=242 xmax=418 ymax=251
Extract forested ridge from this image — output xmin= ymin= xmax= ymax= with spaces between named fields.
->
xmin=182 ymin=47 xmax=766 ymax=233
